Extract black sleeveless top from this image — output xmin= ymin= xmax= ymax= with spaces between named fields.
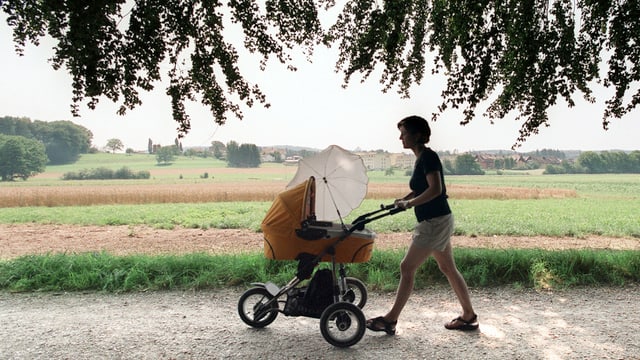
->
xmin=409 ymin=148 xmax=451 ymax=221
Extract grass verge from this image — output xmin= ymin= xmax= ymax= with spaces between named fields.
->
xmin=1 ymin=249 xmax=638 ymax=293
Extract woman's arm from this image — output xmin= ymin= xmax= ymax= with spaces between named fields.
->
xmin=398 ymin=171 xmax=442 ymax=209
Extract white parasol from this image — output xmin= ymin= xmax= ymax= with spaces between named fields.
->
xmin=287 ymin=145 xmax=368 ymax=221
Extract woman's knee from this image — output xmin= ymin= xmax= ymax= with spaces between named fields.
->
xmin=435 ymin=254 xmax=458 ymax=275
xmin=438 ymin=263 xmax=460 ymax=278
xmin=399 ymin=258 xmax=419 ymax=278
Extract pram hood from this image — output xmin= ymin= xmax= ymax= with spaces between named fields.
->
xmin=261 ymin=176 xmax=317 ymax=243
xmin=261 ymin=176 xmax=375 ymax=263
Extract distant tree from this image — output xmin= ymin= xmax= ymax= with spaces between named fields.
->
xmin=577 ymin=151 xmax=640 ymax=174
xmin=601 ymin=151 xmax=627 ymax=172
xmin=0 ymin=117 xmax=92 ymax=164
xmin=125 ymin=148 xmax=134 ymax=155
xmin=442 ymin=158 xmax=455 ymax=175
xmin=0 ymin=116 xmax=34 ymax=138
xmin=0 ymin=134 xmax=48 ymax=181
xmin=148 ymin=138 xmax=153 ymax=154
xmin=504 ymin=157 xmax=516 ymax=170
xmin=211 ymin=141 xmax=226 ymax=160
xmin=531 ymin=149 xmax=566 ymax=160
xmin=174 ymin=138 xmax=183 ymax=152
xmin=155 ymin=146 xmax=176 ymax=165
xmin=106 ymin=138 xmax=124 ymax=153
xmin=577 ymin=151 xmax=607 ymax=174
xmin=31 ymin=120 xmax=92 ymax=164
xmin=454 ymin=154 xmax=485 ymax=175
xmin=630 ymin=151 xmax=640 ymax=173
xmin=227 ymin=141 xmax=260 ymax=168
xmin=271 ymin=151 xmax=283 ymax=163
xmin=544 ymin=160 xmax=582 ymax=175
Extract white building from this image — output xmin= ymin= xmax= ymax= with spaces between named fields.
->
xmin=356 ymin=152 xmax=415 ymax=170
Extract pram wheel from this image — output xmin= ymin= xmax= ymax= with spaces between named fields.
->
xmin=238 ymin=287 xmax=279 ymax=328
xmin=319 ymin=302 xmax=366 ymax=348
xmin=344 ymin=277 xmax=367 ymax=309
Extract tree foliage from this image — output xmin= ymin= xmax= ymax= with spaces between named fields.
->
xmin=2 ymin=1 xmax=638 ymax=146
xmin=453 ymin=153 xmax=485 ymax=175
xmin=155 ymin=145 xmax=177 ymax=164
xmin=226 ymin=140 xmax=261 ymax=168
xmin=0 ymin=134 xmax=48 ymax=181
xmin=577 ymin=150 xmax=640 ymax=173
xmin=106 ymin=138 xmax=124 ymax=153
xmin=0 ymin=116 xmax=93 ymax=164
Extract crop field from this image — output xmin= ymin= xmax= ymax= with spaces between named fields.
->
xmin=0 ymin=153 xmax=638 ymax=238
xmin=0 ymin=182 xmax=579 ymax=207
xmin=0 ymin=153 xmax=584 ymax=207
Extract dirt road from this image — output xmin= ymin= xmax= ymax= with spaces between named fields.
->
xmin=1 ymin=285 xmax=639 ymax=359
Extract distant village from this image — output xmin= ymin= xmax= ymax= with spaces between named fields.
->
xmin=259 ymin=146 xmax=568 ymax=171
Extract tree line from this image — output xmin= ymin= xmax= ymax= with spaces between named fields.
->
xmin=0 ymin=116 xmax=92 ymax=164
xmin=0 ymin=116 xmax=93 ymax=180
xmin=546 ymin=151 xmax=640 ymax=174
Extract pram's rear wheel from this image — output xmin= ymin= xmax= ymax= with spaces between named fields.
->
xmin=238 ymin=287 xmax=279 ymax=328
xmin=319 ymin=302 xmax=365 ymax=348
xmin=344 ymin=277 xmax=367 ymax=309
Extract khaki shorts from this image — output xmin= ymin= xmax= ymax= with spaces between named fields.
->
xmin=411 ymin=213 xmax=453 ymax=252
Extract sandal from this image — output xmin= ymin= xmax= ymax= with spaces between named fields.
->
xmin=444 ymin=314 xmax=479 ymax=331
xmin=366 ymin=316 xmax=397 ymax=335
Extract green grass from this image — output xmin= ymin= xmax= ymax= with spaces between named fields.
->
xmin=446 ymin=173 xmax=640 ymax=199
xmin=1 ymin=198 xmax=638 ymax=237
xmin=0 ymin=202 xmax=271 ymax=231
xmin=3 ymin=153 xmax=294 ymax=185
xmin=1 ymin=249 xmax=638 ymax=293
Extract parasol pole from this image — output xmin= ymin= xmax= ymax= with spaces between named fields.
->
xmin=321 ymin=176 xmax=346 ymax=228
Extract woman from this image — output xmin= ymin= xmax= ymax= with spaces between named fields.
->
xmin=366 ymin=115 xmax=478 ymax=335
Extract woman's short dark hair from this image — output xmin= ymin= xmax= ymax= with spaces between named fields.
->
xmin=397 ymin=115 xmax=431 ymax=144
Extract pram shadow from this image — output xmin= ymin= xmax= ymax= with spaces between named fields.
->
xmin=241 ymin=324 xmax=400 ymax=352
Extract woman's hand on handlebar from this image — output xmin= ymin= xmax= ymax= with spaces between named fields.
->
xmin=394 ymin=198 xmax=412 ymax=209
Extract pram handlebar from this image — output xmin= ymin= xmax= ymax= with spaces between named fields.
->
xmin=349 ymin=203 xmax=405 ymax=232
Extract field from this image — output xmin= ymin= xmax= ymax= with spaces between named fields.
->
xmin=0 ymin=153 xmax=638 ymax=238
xmin=1 ymin=153 xmax=581 ymax=207
xmin=0 ymin=153 xmax=639 ymax=261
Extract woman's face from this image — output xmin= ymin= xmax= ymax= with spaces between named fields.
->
xmin=399 ymin=125 xmax=417 ymax=149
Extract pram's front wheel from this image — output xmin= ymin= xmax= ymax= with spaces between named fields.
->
xmin=238 ymin=287 xmax=279 ymax=328
xmin=319 ymin=302 xmax=366 ymax=348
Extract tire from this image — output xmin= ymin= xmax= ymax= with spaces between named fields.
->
xmin=237 ymin=287 xmax=279 ymax=328
xmin=319 ymin=302 xmax=366 ymax=348
xmin=344 ymin=277 xmax=367 ymax=309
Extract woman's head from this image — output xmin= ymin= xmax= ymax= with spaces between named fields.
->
xmin=397 ymin=115 xmax=431 ymax=144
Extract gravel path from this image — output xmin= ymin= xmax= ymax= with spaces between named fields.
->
xmin=1 ymin=285 xmax=639 ymax=359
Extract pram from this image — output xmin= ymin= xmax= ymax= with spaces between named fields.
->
xmin=237 ymin=176 xmax=403 ymax=347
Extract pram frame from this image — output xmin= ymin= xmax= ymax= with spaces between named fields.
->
xmin=238 ymin=202 xmax=405 ymax=347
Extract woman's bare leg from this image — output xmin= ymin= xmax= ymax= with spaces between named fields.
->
xmin=383 ymin=243 xmax=432 ymax=322
xmin=432 ymin=242 xmax=475 ymax=320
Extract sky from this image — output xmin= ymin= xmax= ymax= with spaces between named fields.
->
xmin=1 ymin=14 xmax=639 ymax=154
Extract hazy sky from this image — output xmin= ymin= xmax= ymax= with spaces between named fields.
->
xmin=2 ymin=14 xmax=639 ymax=154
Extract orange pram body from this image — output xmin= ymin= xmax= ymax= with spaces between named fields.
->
xmin=261 ymin=177 xmax=375 ymax=263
